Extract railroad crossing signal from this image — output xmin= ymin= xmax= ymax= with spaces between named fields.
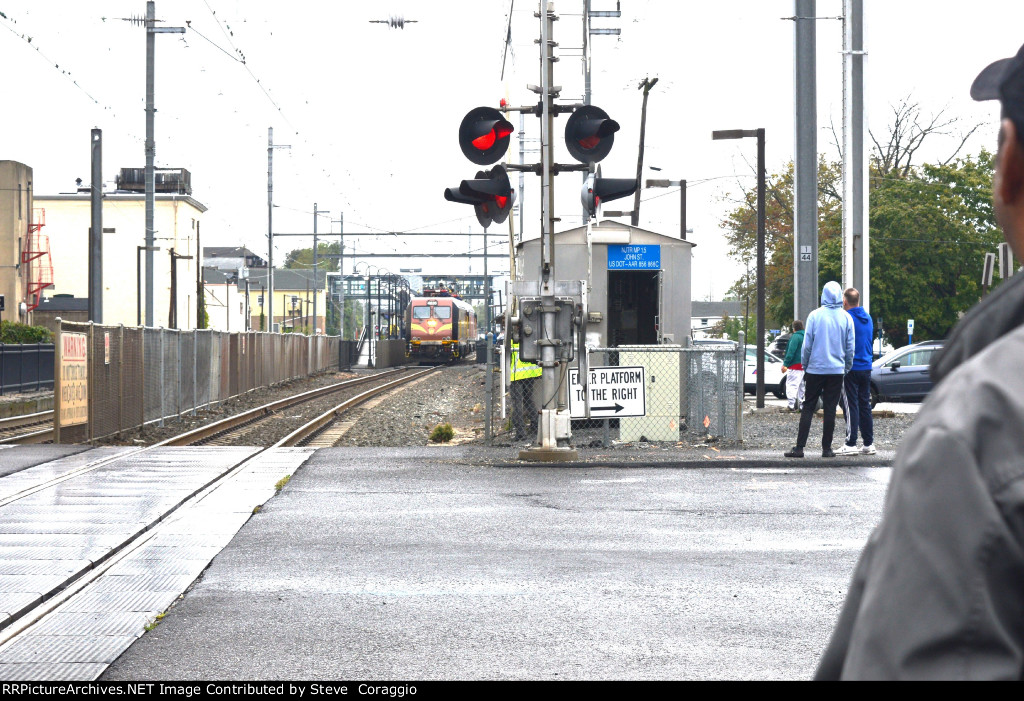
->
xmin=581 ymin=165 xmax=638 ymax=218
xmin=564 ymin=105 xmax=619 ymax=163
xmin=459 ymin=107 xmax=514 ymax=165
xmin=444 ymin=165 xmax=516 ymax=229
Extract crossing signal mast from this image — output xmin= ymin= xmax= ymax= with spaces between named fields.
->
xmin=443 ymin=1 xmax=636 ymax=461
xmin=444 ymin=108 xmax=517 ymax=228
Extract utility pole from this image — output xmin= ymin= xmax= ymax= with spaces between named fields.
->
xmin=196 ymin=219 xmax=203 ymax=328
xmin=842 ymin=0 xmax=869 ymax=311
xmin=144 ymin=1 xmax=184 ymax=327
xmin=313 ymin=202 xmax=329 ymax=335
xmin=793 ymin=0 xmax=819 ymax=323
xmin=168 ymin=248 xmax=193 ymax=329
xmin=631 ymin=76 xmax=658 ymax=227
xmin=267 ymin=127 xmax=290 ymax=333
xmin=581 ymin=0 xmax=622 ymax=222
xmin=334 ymin=212 xmax=345 ymax=338
xmin=89 ymin=129 xmax=103 ymax=323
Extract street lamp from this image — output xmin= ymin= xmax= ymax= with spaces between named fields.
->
xmin=644 ymin=175 xmax=688 ymax=240
xmin=713 ymin=128 xmax=766 ymax=408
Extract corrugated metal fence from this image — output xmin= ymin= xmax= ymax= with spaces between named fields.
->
xmin=55 ymin=321 xmax=341 ymax=443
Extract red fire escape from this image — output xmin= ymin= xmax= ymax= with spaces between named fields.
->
xmin=21 ymin=208 xmax=53 ymax=313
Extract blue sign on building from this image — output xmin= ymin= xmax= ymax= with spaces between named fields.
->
xmin=607 ymin=244 xmax=661 ymax=270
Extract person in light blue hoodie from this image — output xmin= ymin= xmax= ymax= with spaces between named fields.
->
xmin=785 ymin=281 xmax=855 ymax=458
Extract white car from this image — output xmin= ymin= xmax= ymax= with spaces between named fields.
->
xmin=745 ymin=345 xmax=787 ymax=398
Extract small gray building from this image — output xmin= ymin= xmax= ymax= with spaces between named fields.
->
xmin=516 ymin=220 xmax=694 ymax=348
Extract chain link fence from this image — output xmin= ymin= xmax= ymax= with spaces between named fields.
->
xmin=54 ymin=321 xmax=342 ymax=443
xmin=487 ymin=343 xmax=743 ymax=447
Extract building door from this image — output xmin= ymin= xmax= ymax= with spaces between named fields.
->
xmin=607 ymin=270 xmax=659 ymax=347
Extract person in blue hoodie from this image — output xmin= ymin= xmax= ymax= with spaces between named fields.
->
xmin=785 ymin=281 xmax=855 ymax=458
xmin=836 ymin=287 xmax=876 ymax=456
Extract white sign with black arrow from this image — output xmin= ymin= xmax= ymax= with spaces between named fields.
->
xmin=568 ymin=366 xmax=647 ymax=419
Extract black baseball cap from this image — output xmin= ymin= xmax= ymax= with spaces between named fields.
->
xmin=971 ymin=42 xmax=1024 ymax=132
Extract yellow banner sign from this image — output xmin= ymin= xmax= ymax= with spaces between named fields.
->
xmin=59 ymin=332 xmax=88 ymax=427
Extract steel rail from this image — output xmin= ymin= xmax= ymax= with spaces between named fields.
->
xmin=276 ymin=367 xmax=438 ymax=447
xmin=155 ymin=368 xmax=409 ymax=447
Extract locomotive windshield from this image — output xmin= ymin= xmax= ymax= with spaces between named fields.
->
xmin=412 ymin=305 xmax=452 ymax=320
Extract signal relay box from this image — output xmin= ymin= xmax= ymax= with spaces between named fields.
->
xmin=516 ymin=296 xmax=576 ymax=363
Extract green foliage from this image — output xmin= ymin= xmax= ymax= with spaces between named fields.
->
xmin=721 ymin=159 xmax=842 ymax=333
xmin=284 ymin=242 xmax=341 ymax=271
xmin=429 ymin=423 xmax=455 ymax=443
xmin=721 ymin=150 xmax=999 ymax=348
xmin=274 ymin=475 xmax=291 ymax=491
xmin=197 ymin=285 xmax=209 ymax=329
xmin=709 ymin=313 xmax=753 ymax=342
xmin=868 ymin=151 xmax=999 ymax=345
xmin=1 ymin=321 xmax=53 ymax=344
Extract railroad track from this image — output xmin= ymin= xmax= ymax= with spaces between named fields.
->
xmin=156 ymin=366 xmax=433 ymax=447
xmin=0 ymin=365 xmax=439 ymax=660
xmin=0 ymin=410 xmax=54 ymax=445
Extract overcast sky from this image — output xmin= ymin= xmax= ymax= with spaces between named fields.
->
xmin=3 ymin=1 xmax=1022 ymax=301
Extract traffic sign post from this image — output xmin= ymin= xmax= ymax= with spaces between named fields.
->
xmin=569 ymin=366 xmax=646 ymax=419
xmin=907 ymin=318 xmax=914 ymax=345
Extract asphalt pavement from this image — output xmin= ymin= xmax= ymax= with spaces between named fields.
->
xmin=100 ymin=446 xmax=892 ymax=681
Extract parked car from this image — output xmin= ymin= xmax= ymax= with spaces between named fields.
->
xmin=745 ymin=345 xmax=787 ymax=398
xmin=772 ymin=333 xmax=791 ymax=358
xmin=870 ymin=340 xmax=944 ymax=407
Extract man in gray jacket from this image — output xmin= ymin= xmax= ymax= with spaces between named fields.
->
xmin=815 ymin=41 xmax=1024 ymax=680
xmin=784 ymin=281 xmax=854 ymax=458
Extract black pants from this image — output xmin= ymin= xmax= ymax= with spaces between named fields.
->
xmin=796 ymin=373 xmax=845 ymax=450
xmin=840 ymin=369 xmax=874 ymax=447
xmin=510 ymin=377 xmax=538 ymax=438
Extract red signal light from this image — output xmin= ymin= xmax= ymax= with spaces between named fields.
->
xmin=495 ymin=195 xmax=508 ymax=209
xmin=470 ymin=124 xmax=514 ymax=151
xmin=578 ymin=135 xmax=600 ymax=150
xmin=500 ymin=98 xmax=507 ymax=108
xmin=472 ymin=131 xmax=497 ymax=150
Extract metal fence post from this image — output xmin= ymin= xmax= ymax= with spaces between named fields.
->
xmin=159 ymin=327 xmax=165 ymax=428
xmin=118 ymin=324 xmax=124 ymax=437
xmin=88 ymin=322 xmax=95 ymax=444
xmin=485 ymin=332 xmax=493 ymax=446
xmin=193 ymin=329 xmax=198 ymax=416
xmin=54 ymin=318 xmax=62 ymax=444
xmin=737 ymin=331 xmax=745 ymax=441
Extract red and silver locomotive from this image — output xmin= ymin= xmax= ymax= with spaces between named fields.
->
xmin=406 ymin=288 xmax=478 ymax=362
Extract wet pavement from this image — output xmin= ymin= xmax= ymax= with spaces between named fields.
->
xmin=95 ymin=446 xmax=891 ymax=681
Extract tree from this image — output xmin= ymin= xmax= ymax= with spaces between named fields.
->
xmin=869 ymin=151 xmax=999 ymax=345
xmin=720 ymin=157 xmax=843 ymax=332
xmin=721 ymin=151 xmax=999 ymax=348
xmin=709 ymin=313 xmax=753 ymax=342
xmin=283 ymin=242 xmax=341 ymax=271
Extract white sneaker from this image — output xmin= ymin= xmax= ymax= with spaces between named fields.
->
xmin=835 ymin=444 xmax=861 ymax=456
xmin=861 ymin=444 xmax=877 ymax=455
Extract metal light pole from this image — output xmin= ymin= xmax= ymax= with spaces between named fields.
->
xmin=714 ymin=129 xmax=766 ymax=408
xmin=137 ymin=245 xmax=161 ymax=326
xmin=645 ymin=178 xmax=688 ymax=240
xmin=267 ymin=127 xmax=290 ymax=333
xmin=89 ymin=129 xmax=103 ymax=323
xmin=144 ymin=2 xmax=184 ymax=327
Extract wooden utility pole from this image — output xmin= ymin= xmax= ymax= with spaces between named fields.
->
xmin=631 ymin=76 xmax=658 ymax=227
